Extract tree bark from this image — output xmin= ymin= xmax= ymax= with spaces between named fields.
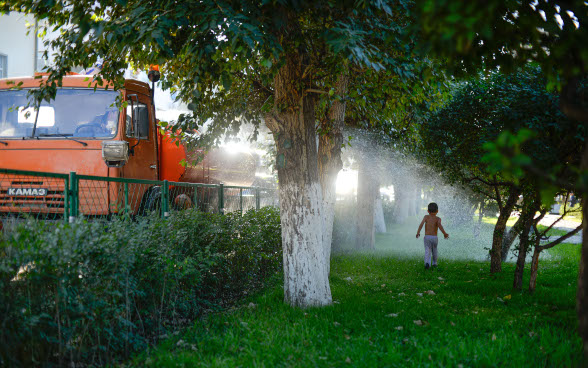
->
xmin=490 ymin=188 xmax=520 ymax=273
xmin=501 ymin=215 xmax=523 ymax=262
xmin=267 ymin=54 xmax=331 ymax=307
xmin=355 ymin=157 xmax=379 ymax=250
xmin=513 ymin=201 xmax=536 ymax=290
xmin=318 ymin=70 xmax=348 ymax=276
xmin=528 ymin=247 xmax=541 ymax=292
xmin=578 ymin=152 xmax=588 ymax=356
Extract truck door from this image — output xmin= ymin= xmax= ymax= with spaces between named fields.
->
xmin=122 ymin=93 xmax=158 ymax=181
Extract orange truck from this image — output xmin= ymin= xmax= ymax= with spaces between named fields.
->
xmin=0 ymin=73 xmax=257 ymax=218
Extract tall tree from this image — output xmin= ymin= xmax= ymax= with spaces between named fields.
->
xmin=3 ymin=0 xmax=441 ymax=307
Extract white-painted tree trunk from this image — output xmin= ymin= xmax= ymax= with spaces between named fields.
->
xmin=394 ymin=186 xmax=409 ymax=224
xmin=355 ymin=157 xmax=379 ymax=250
xmin=267 ymin=54 xmax=333 ymax=307
xmin=280 ymin=182 xmax=332 ymax=307
xmin=374 ymin=196 xmax=386 ymax=233
xmin=408 ymin=185 xmax=417 ymax=217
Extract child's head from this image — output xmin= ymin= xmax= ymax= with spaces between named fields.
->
xmin=428 ymin=202 xmax=438 ymax=214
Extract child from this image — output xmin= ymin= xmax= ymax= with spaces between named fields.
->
xmin=416 ymin=203 xmax=449 ymax=269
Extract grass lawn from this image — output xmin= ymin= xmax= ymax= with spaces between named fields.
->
xmin=127 ymin=226 xmax=583 ymax=367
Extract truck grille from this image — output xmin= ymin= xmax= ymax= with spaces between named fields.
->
xmin=0 ymin=175 xmax=67 ymax=215
xmin=0 ymin=189 xmax=66 ymax=209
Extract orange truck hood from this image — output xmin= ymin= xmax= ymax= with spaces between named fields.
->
xmin=0 ymin=140 xmax=108 ymax=176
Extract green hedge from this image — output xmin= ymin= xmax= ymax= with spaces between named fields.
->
xmin=0 ymin=207 xmax=282 ymax=367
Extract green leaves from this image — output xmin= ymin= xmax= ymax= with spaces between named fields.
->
xmin=481 ymin=129 xmax=535 ymax=183
xmin=421 ymin=67 xmax=584 ymax=210
xmin=221 ymin=72 xmax=232 ymax=91
xmin=0 ymin=208 xmax=282 ymax=366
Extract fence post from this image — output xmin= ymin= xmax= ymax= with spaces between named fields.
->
xmin=63 ymin=177 xmax=69 ymax=223
xmin=193 ymin=185 xmax=198 ymax=210
xmin=162 ymin=180 xmax=169 ymax=218
xmin=239 ymin=188 xmax=243 ymax=212
xmin=256 ymin=187 xmax=260 ymax=210
xmin=124 ymin=182 xmax=129 ymax=215
xmin=218 ymin=183 xmax=224 ymax=214
xmin=69 ymin=171 xmax=78 ymax=222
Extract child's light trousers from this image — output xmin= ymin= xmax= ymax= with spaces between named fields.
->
xmin=424 ymin=235 xmax=438 ymax=266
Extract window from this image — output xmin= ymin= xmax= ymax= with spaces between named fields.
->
xmin=0 ymin=54 xmax=7 ymax=78
xmin=18 ymin=106 xmax=55 ymax=126
xmin=0 ymin=88 xmax=118 ymax=138
xmin=125 ymin=101 xmax=149 ymax=140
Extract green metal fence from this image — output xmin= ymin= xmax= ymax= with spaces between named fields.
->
xmin=0 ymin=168 xmax=277 ymax=227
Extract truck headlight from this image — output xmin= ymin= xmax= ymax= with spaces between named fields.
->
xmin=102 ymin=141 xmax=129 ymax=168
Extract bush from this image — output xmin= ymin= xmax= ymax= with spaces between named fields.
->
xmin=0 ymin=207 xmax=282 ymax=367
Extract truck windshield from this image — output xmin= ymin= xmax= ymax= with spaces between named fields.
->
xmin=0 ymin=88 xmax=119 ymax=139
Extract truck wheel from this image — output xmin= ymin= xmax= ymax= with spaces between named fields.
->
xmin=139 ymin=187 xmax=162 ymax=216
xmin=173 ymin=194 xmax=193 ymax=210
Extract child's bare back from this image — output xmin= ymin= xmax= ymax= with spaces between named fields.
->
xmin=416 ymin=204 xmax=449 ymax=239
xmin=422 ymin=214 xmax=442 ymax=236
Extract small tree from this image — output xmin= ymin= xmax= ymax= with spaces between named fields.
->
xmin=421 ymin=68 xmax=584 ymax=275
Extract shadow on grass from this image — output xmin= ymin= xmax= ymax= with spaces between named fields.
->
xmin=129 ymin=244 xmax=583 ymax=367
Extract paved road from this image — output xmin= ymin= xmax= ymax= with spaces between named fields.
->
xmin=537 ymin=214 xmax=582 ymax=244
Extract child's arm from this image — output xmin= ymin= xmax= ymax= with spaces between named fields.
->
xmin=438 ymin=218 xmax=449 ymax=239
xmin=416 ymin=216 xmax=426 ymax=238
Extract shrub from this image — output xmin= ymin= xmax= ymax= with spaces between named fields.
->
xmin=0 ymin=207 xmax=282 ymax=367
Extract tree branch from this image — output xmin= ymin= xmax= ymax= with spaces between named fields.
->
xmin=495 ymin=183 xmax=503 ymax=211
xmin=306 ymin=88 xmax=329 ymax=95
xmin=538 ymin=223 xmax=583 ymax=251
xmin=235 ymin=71 xmax=273 ymax=97
xmin=464 ymin=176 xmax=512 ymax=187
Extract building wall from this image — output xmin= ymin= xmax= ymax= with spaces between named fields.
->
xmin=0 ymin=12 xmax=36 ymax=78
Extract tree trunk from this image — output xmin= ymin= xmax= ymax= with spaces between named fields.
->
xmin=513 ymin=202 xmax=535 ymax=290
xmin=393 ymin=183 xmax=409 ymax=224
xmin=267 ymin=54 xmax=331 ymax=307
xmin=474 ymin=201 xmax=484 ymax=238
xmin=501 ymin=215 xmax=523 ymax=262
xmin=355 ymin=157 xmax=379 ymax=250
xmin=408 ymin=185 xmax=417 ymax=217
xmin=559 ymin=78 xmax=588 ymax=356
xmin=374 ymin=195 xmax=386 ymax=233
xmin=578 ymin=154 xmax=588 ymax=356
xmin=529 ymin=247 xmax=541 ymax=292
xmin=415 ymin=186 xmax=422 ymax=215
xmin=490 ymin=188 xmax=520 ymax=273
xmin=318 ymin=70 xmax=348 ymax=275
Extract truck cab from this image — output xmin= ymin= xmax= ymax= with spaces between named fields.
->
xmin=0 ymin=76 xmax=158 ymax=178
xmin=0 ymin=76 xmax=162 ymax=215
xmin=0 ymin=75 xmax=257 ymax=217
